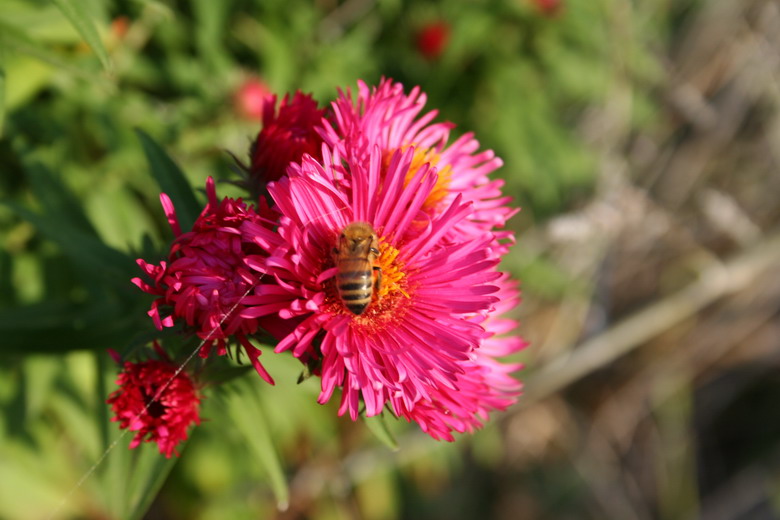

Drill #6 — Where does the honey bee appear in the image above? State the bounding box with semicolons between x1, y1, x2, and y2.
333;222;382;315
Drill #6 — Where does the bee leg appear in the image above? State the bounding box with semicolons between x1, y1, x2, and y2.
373;265;382;300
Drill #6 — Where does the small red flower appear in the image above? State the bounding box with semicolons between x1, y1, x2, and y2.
132;177;276;383
416;21;450;60
235;77;271;120
533;0;563;17
110;16;130;40
107;358;201;458
249;91;327;186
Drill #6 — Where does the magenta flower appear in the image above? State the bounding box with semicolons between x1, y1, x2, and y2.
319;78;517;246
107;356;201;458
249;91;328;186
239;142;511;432
132;177;275;383
128;78;523;442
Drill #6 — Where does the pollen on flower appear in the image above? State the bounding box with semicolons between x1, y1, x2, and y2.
349;239;413;333
374;240;408;300
385;146;452;213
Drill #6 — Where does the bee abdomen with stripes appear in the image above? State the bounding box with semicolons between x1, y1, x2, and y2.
333;222;382;315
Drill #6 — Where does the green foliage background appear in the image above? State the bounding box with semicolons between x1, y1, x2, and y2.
6;0;779;519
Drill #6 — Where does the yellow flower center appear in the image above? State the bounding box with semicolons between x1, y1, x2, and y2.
349;238;411;328
374;240;409;301
321;234;411;324
384;146;452;213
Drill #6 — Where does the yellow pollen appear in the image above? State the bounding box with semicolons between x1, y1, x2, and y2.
375;241;409;301
384;146;452;213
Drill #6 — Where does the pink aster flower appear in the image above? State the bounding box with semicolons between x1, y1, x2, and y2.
249;91;328;187
132;177;275;383
239;142;511;429
319;78;517;247
107;355;201;458
393;275;526;440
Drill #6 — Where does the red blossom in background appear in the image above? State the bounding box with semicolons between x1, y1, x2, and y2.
234;77;271;120
107;358;201;457
110;16;130;40
249;91;327;186
533;0;563;17
416;21;450;60
132;177;276;383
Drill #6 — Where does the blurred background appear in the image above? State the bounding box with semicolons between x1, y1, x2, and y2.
2;0;780;518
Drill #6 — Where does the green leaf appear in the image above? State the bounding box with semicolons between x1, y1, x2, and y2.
0;59;5;138
50;0;111;71
0;300;146;354
224;380;289;511
4;202;133;280
0;248;12;304
0;20;109;97
135;129;201;233
23;161;99;236
201;363;255;387
193;0;231;74
125;448;181;520
296;363;313;384
363;412;399;451
49;392;102;461
8;163;134;287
